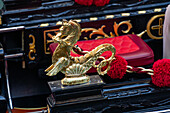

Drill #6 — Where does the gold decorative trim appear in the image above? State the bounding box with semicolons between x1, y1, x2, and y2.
121;13;130;16
82;25;110;39
40;7;164;29
44;20;132;53
137;30;147;38
43;13;165;54
114;20;132;36
154;8;162;12
105;15;114;19
147;14;164;39
0;16;2;25
47;105;50;113
74;19;81;23
138;10;146;14
90;17;98;21
40;23;49;27
81;20;132;40
22;30;25;69
56;21;62;25
28;34;36;60
44;29;59;54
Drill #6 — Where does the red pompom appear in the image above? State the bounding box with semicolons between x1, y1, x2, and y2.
152;59;170;87
93;0;110;6
103;55;127;79
75;0;93;6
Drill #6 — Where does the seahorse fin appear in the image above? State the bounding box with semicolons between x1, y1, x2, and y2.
45;64;54;72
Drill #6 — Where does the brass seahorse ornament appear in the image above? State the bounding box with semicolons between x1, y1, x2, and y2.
45;20;116;85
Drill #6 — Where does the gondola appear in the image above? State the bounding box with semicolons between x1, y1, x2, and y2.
0;0;170;113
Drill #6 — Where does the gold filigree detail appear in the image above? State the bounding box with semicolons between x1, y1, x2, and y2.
81;20;132;40
151;18;163;36
28;34;36;60
114;20;132;36
82;25;110;39
147;14;165;39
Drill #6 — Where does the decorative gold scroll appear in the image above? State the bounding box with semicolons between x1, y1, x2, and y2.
114;20;132;36
82;25;110;40
28;34;36;60
147;14;165;39
82;20;132;40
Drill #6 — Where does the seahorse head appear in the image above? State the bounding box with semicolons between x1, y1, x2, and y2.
59;20;80;36
59;20;81;46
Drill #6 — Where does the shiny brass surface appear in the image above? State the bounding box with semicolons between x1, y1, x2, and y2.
45;20;116;85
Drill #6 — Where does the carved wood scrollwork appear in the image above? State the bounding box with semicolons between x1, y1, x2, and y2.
28;34;36;60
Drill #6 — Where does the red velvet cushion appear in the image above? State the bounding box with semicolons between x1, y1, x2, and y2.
49;34;154;72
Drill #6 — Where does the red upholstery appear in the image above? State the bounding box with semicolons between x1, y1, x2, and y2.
49;34;154;72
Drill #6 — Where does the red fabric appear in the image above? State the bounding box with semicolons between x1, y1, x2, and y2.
75;0;93;6
71;35;139;56
152;59;170;87
102;55;127;79
93;0;110;6
49;34;154;73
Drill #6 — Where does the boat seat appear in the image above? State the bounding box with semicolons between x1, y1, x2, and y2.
49;34;154;73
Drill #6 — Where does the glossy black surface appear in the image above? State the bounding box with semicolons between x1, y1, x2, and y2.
0;0;170;27
0;0;169;111
48;81;170;113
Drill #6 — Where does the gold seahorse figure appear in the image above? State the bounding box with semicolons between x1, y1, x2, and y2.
45;20;116;85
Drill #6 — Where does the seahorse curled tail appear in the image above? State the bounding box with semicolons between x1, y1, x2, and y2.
72;43;116;75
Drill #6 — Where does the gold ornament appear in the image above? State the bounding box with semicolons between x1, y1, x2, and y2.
45;20;116;85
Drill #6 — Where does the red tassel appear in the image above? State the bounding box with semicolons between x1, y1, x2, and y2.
152;59;170;87
104;55;127;79
104;55;170;87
